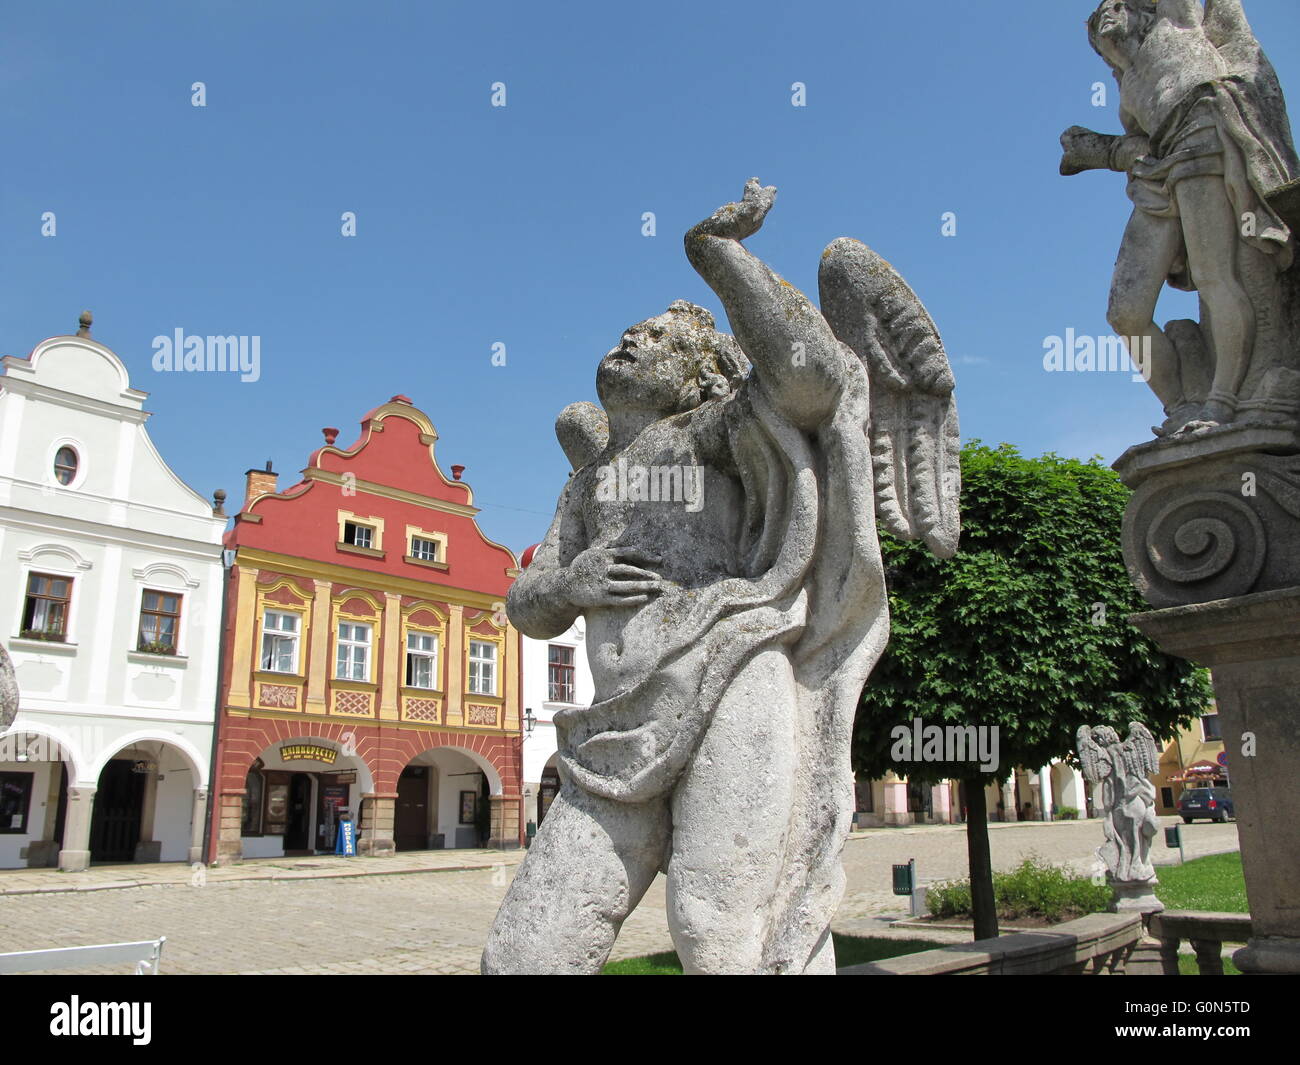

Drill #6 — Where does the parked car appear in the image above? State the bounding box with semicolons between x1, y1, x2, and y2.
1177;786;1235;823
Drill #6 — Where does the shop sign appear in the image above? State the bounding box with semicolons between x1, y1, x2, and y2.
281;743;337;764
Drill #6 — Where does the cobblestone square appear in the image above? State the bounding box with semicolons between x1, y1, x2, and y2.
0;817;1239;974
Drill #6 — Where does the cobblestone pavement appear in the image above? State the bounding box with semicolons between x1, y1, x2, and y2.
0;817;1239;974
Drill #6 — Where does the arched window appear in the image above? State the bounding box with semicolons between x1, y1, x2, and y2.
53;446;79;486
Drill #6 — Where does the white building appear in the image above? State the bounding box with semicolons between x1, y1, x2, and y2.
0;318;227;870
520;619;593;833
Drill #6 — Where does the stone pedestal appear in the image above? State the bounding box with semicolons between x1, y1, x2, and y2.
488;794;521;850
213;790;244;865
1130;587;1300;974
57;785;97;872
1110;880;1166;975
1116;426;1300;608
357;794;395;857
1112;878;1164;914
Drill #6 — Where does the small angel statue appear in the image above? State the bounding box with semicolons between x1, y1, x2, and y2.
482;179;961;974
1078;722;1162;886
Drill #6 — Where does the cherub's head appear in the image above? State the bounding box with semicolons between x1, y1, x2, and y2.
596;300;749;417
1091;725;1121;748
1088;0;1155;68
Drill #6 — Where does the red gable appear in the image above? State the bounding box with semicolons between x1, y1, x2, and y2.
231;397;516;597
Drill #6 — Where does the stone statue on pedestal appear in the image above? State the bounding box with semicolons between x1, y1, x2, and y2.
482;180;961;974
0;645;17;732
1078;723;1163;911
1061;0;1299;436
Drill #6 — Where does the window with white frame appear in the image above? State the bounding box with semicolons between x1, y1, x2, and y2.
260;611;301;673
343;522;374;549
468;639;497;695
406;631;438;689
336;621;372;681
548;644;576;703
410;536;439;562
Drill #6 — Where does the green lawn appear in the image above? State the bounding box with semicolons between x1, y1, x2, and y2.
601;933;945;974
1155;852;1247;976
1154;852;1247;912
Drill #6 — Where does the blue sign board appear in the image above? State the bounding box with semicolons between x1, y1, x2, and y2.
335;818;356;856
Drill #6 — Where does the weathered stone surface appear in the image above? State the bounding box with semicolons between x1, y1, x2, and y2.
1131;587;1300;973
1061;0;1300;436
1114;425;1300;608
0;645;16;732
481;180;961;974
1078;723;1162;904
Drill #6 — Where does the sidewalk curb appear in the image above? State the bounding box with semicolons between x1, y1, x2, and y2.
0;855;525;896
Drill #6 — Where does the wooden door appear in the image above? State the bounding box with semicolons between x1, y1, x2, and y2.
395;766;429;851
89;760;144;863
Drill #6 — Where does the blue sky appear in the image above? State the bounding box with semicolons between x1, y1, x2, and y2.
4;0;1299;554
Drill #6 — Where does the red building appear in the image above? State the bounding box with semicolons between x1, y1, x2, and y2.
209;396;523;862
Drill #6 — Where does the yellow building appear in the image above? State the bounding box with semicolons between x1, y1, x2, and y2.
1155;708;1227;815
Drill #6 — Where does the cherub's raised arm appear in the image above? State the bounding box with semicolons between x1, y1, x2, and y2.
684;179;846;430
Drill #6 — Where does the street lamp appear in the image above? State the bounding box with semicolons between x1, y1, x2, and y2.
524;707;536;736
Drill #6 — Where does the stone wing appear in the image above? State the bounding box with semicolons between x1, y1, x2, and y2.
0;644;17;731
1077;726;1105;784
818;237;961;558
1125;722;1161;777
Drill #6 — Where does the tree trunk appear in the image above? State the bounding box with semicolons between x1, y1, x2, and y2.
964;780;999;941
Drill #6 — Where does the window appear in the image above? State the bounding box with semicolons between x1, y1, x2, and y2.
260;611;301;673
343;522;374;549
138;590;182;653
0;772;33;834
1201;714;1222;742
406;631;438;689
468;640;497;695
337;621;372;681
242;768;264;835
21;573;71;641
410;536;439;562
548;644;575;703
53;446;79;486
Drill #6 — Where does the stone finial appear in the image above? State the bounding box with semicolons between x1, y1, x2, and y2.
450;464;465;481
322;427;339;446
77;311;93;337
213;489;227;517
